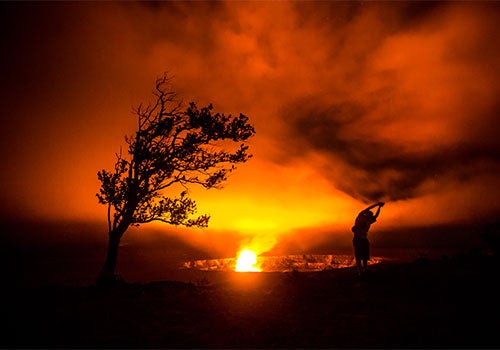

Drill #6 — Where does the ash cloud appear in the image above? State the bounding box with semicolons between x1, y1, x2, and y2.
277;2;500;207
283;97;500;203
1;0;500;232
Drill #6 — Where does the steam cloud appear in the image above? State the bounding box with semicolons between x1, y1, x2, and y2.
1;1;499;249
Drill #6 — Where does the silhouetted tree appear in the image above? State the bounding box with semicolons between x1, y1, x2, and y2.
96;74;255;285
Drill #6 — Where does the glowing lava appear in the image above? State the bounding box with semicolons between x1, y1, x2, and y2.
235;249;261;272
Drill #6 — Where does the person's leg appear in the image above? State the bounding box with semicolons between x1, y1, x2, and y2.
356;257;362;274
364;240;370;272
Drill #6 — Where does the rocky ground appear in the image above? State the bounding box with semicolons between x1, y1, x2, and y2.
3;253;499;349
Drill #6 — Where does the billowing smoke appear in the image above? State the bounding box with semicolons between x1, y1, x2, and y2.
1;1;499;259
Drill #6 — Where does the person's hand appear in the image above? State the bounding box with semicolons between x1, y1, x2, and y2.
379;202;385;207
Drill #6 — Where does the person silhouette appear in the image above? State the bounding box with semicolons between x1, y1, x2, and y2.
351;202;384;275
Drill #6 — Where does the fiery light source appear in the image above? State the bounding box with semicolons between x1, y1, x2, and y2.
235;249;261;272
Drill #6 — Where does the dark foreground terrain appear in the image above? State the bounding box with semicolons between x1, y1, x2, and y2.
3;254;499;349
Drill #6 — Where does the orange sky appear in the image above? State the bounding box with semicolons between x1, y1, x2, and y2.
1;1;500;256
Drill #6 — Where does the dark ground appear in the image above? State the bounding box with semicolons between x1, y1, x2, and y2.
3;253;500;349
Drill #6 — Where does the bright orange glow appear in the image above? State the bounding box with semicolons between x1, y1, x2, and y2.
4;1;500;265
192;158;358;231
235;249;261;272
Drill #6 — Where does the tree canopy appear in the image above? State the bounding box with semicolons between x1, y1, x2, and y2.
97;75;255;233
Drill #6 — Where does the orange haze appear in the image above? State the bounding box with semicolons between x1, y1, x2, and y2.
1;1;500;258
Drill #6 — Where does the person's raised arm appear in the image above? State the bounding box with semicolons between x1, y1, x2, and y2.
373;202;384;219
363;202;383;212
361;202;384;217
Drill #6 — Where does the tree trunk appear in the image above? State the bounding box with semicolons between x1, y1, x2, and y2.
97;228;125;287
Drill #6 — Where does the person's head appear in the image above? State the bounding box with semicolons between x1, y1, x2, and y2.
361;210;374;218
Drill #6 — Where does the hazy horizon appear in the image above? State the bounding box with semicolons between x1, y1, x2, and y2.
2;215;494;287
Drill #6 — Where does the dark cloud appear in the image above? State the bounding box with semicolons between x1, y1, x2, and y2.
283;96;500;203
274;2;500;210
